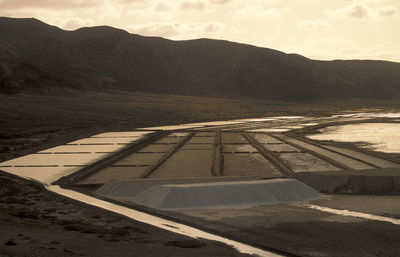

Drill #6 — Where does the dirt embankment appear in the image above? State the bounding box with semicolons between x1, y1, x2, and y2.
290;169;400;194
0;171;250;257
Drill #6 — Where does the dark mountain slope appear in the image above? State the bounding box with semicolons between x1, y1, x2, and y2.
1;17;399;99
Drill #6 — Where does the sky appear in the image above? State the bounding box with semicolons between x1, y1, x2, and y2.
0;0;399;62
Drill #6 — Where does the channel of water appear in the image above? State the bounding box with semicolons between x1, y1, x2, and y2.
302;204;400;225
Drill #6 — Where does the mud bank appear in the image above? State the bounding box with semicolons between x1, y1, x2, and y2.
176;202;400;257
290;168;400;194
0;171;251;257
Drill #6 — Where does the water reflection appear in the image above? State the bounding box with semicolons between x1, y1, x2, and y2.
308;123;400;153
302;204;400;225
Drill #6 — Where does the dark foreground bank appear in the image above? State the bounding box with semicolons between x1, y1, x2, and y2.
0;171;251;257
1;91;400;257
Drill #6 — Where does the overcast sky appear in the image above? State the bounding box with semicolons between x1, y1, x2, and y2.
0;0;399;62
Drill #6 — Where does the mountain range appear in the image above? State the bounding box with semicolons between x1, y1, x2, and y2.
1;17;400;99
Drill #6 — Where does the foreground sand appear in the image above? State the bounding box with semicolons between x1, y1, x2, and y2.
0;171;250;257
1;92;400;257
176;196;400;257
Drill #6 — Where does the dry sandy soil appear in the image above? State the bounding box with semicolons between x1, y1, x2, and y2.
0;171;251;257
176;197;400;257
1;91;400;257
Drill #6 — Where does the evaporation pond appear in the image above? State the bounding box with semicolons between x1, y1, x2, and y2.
223;144;257;153
187;137;215;144
68;137;138;145
151;150;213;178
0;153;107;167
223;153;282;177
137;144;174;153
113;153;165;166
39;144;126;153
78;166;148;184
308;123;400;153
252;134;282;144
222;133;248;144
263;144;300;153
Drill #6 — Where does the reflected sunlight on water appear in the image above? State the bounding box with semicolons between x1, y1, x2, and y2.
308;123;400;153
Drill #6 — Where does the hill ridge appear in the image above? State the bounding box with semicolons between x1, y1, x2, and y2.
0;16;399;99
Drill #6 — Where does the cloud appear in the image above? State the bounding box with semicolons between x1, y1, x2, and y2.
376;6;398;18
0;0;100;10
127;21;225;39
177;0;233;10
276;33;400;62
341;4;369;18
327;3;370;19
203;22;223;33
128;22;179;37
209;0;233;4
327;3;400;20
179;0;206;10
61;17;95;30
297;20;331;31
109;0;148;4
154;2;171;12
235;5;287;19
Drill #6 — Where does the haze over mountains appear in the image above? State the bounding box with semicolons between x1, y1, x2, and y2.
0;17;400;99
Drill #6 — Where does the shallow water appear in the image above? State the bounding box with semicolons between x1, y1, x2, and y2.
247;128;290;133
308;123;400;153
302;204;400;225
140;121;244;130
0;131;151;184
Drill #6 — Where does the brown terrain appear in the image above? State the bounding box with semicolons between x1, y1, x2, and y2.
2;16;400;257
0;171;252;257
1;90;400;257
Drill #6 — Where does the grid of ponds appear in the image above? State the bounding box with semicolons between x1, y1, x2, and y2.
2;114;400;187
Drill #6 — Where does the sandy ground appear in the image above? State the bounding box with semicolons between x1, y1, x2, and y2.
0;171;250;257
1;92;400;257
176;199;400;257
290;169;400;194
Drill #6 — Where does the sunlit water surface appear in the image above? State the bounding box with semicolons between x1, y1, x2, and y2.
308;123;400;153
